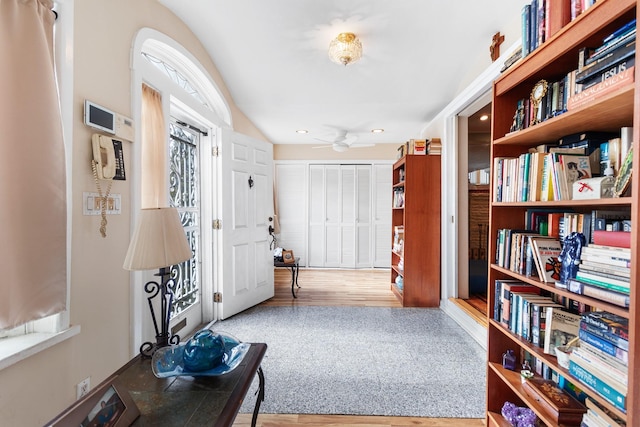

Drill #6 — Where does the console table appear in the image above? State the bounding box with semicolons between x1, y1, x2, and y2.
118;343;267;427
274;257;300;297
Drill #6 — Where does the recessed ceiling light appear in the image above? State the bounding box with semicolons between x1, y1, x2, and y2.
296;129;308;134
371;129;384;133
479;115;489;121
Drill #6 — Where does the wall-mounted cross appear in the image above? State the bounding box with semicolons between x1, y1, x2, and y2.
490;32;505;62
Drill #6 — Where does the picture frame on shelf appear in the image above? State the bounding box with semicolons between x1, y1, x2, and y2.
282;249;295;264
614;146;632;197
45;375;140;427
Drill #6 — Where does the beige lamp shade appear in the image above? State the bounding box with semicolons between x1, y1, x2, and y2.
123;207;192;271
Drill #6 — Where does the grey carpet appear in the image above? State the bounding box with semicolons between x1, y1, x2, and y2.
210;305;487;418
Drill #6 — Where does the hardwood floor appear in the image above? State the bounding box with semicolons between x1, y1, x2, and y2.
232;268;485;427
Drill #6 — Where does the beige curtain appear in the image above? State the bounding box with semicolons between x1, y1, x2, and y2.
141;84;167;208
0;0;67;329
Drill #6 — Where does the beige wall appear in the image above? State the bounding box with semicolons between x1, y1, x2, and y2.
274;143;398;161
0;1;265;425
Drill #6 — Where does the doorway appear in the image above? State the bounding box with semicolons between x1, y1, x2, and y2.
465;104;491;320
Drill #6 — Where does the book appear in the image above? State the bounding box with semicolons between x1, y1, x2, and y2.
578;329;629;364
558;131;619;145
543;307;580;355
572;347;628;387
569;351;627;394
560;154;592;199
578;341;629;376
493;279;522;322
592;230;631;248
580;56;635;90
545;0;571;40
567;66;635;111
531;300;563;347
575;271;630;294
522;377;587;425
531;237;562;282
580;259;630;277
581;311;629;341
577;40;636;82
584;397;627;427
569;361;626;411
500;282;540;328
580;320;628;351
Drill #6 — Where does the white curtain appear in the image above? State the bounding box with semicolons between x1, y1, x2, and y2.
0;0;67;329
141;83;167;208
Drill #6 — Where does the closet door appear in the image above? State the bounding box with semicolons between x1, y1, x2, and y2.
308;165;325;267
355;165;372;268
372;164;392;267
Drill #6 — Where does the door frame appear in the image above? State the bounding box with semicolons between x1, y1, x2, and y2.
421;41;521;348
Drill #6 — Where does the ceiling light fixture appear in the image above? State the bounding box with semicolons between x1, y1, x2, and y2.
296;129;308;134
328;32;363;66
480;114;489;121
371;129;384;133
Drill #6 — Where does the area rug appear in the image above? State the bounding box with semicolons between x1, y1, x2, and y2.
209;305;487;418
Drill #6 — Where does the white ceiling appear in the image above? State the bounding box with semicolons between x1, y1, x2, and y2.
158;0;527;147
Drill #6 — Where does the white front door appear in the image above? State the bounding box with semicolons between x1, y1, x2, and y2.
218;129;274;319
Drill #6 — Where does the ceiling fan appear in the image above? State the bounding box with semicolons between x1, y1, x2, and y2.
312;130;374;152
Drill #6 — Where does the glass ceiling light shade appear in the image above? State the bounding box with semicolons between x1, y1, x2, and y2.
123;207;192;271
328;32;363;66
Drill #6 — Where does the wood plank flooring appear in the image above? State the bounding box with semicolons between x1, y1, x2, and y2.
232;268;485;427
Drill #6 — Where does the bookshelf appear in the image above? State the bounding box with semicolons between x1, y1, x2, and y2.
391;154;441;307
486;1;638;426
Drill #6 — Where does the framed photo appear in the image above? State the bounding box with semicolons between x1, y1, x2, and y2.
614;147;633;197
45;374;140;427
282;249;295;264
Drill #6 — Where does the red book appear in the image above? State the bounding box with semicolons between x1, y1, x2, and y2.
592;230;631;248
546;0;571;39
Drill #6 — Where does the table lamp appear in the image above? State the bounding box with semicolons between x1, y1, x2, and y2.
123;207;192;357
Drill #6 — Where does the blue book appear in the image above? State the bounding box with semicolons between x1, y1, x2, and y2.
578;329;628;365
580;321;628;351
522;5;531;57
602;19;636;45
569;361;626;411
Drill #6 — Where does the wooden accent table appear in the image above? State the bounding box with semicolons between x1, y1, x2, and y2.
119;343;267;427
274;257;300;297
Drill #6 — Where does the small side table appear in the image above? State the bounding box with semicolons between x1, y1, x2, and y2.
274;257;300;298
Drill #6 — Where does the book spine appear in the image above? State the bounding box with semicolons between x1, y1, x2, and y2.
576;42;635;82
580;56;635;89
581;283;630;308
522;4;531;57
579;329;628;364
592;230;631;248
580;252;631;268
580;321;629;350
581;313;630;340
567;66;635;110
570;351;627;393
569;361;626;410
575;272;630;294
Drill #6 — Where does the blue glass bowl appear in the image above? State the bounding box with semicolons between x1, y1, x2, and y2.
152;330;249;378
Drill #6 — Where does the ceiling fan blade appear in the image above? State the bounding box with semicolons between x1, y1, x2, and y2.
312;145;333;149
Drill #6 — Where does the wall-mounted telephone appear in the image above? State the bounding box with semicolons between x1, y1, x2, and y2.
92;134;116;179
91;134;126;180
91;134;126;237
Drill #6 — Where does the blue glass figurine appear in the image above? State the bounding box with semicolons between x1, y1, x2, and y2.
557;232;585;286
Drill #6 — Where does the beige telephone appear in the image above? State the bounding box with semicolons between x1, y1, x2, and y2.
92;134;116;179
91;134;115;238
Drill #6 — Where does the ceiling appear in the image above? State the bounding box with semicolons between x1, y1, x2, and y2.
158;0;526;148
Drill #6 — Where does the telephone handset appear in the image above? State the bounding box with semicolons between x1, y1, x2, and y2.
92;134;116;180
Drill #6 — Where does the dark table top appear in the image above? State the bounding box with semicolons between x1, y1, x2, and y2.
116;343;267;427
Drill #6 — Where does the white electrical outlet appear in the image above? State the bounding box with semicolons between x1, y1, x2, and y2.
77;377;90;399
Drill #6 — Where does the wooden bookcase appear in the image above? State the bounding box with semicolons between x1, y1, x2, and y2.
486;1;638;426
391;154;441;307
